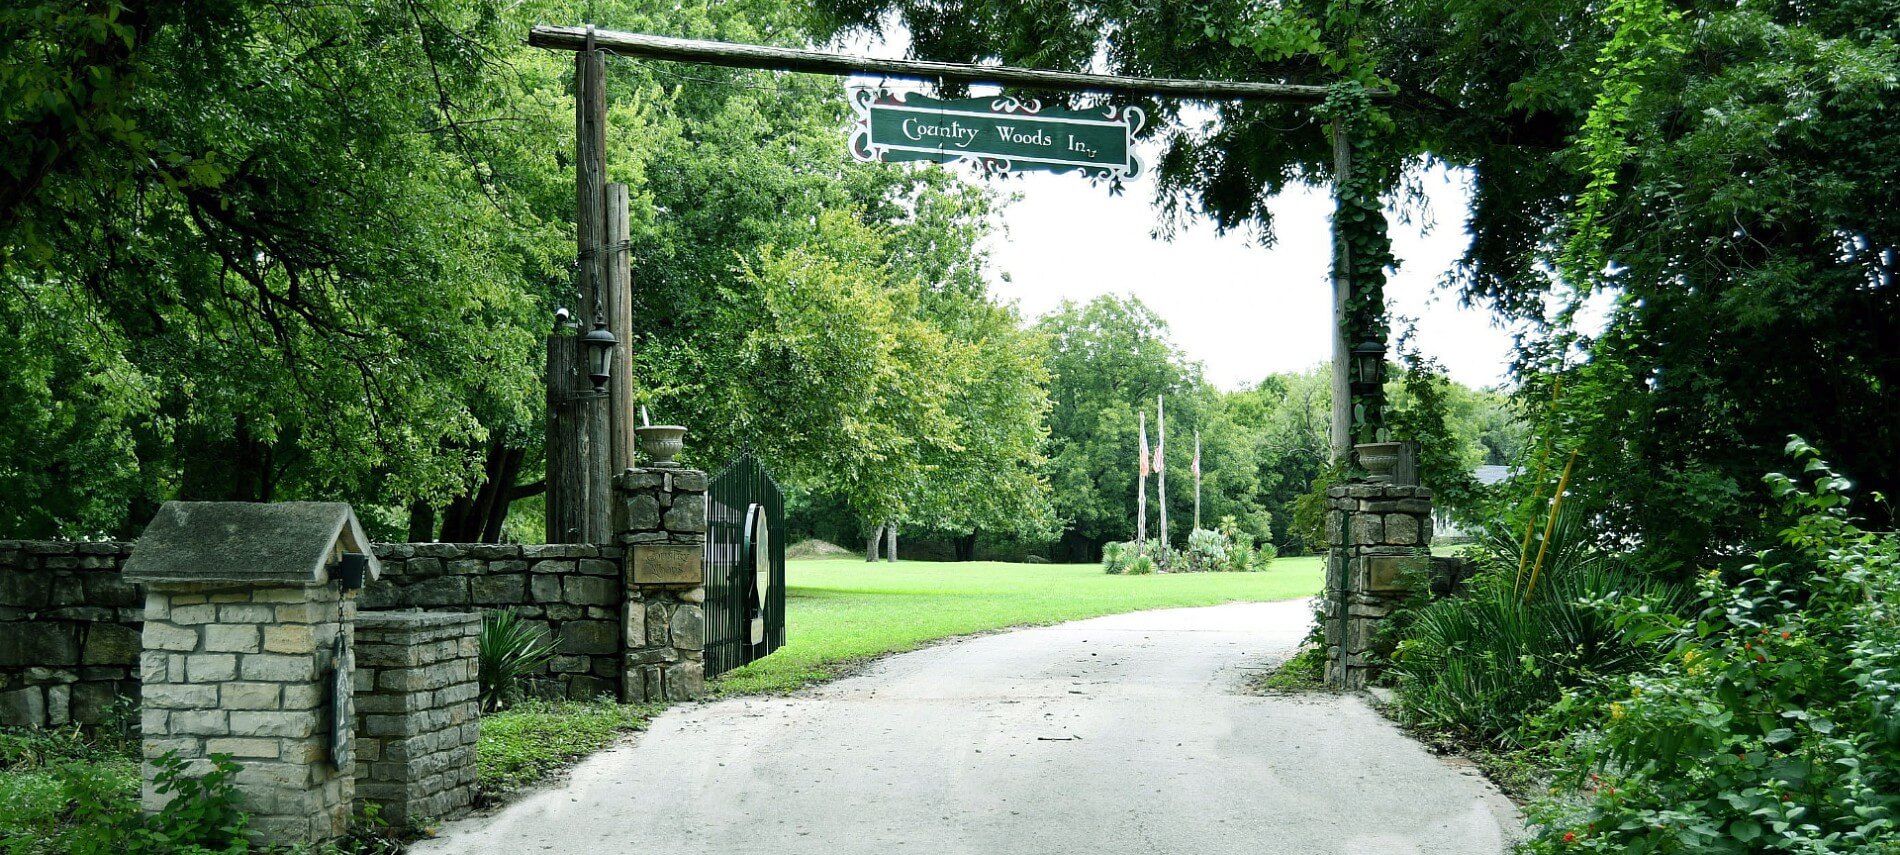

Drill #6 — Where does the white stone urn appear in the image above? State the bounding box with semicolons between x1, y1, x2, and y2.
635;425;687;468
1355;441;1404;484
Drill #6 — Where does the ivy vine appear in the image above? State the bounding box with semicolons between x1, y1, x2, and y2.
1319;82;1397;444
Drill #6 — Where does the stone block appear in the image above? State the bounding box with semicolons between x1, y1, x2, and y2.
624;494;662;530
83;623;142;665
471;574;525;605
184;653;238;682
669;605;705;651
204;624;261;654
447;559;486;576
221;682;281;710
206;737;281;759
282;683;323;710
170;708;230;735
263;624;315;654
0;570;53;608
0;687;45;727
242;654;317;682
559;620;618;655
529;573;562;603
71;682;123;723
663;497;707;533
272;601;325;624
670;470;708;492
563;575;618;605
219;603;277;624
1;624;80;666
576;558;620;577
405;576;469;607
1349;513;1384;546
230;710;316;738
169;603;218;625
646;602;669;646
623;603;645;647
1383;513;1421;546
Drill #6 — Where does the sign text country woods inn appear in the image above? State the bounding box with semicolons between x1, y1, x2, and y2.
851;90;1144;179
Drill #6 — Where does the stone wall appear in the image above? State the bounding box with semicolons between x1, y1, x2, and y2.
0;540;140;727
1323;482;1433;690
4;528;711;714
360;544;626;700
353;612;479;828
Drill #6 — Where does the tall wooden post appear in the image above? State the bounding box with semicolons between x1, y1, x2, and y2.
1329;119;1353;465
547;34;613;543
606;183;634;475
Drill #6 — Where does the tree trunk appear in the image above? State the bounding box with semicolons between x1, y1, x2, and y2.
955;532;978;561
406;501;436;543
884;523;898;562
866;524;883;562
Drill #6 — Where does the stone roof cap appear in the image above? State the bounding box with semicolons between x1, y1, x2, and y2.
122;501;382;585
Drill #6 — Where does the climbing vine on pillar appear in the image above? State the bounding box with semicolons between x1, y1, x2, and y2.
1320;82;1397;445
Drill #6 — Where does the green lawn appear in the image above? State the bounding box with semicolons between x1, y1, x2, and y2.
711;555;1324;695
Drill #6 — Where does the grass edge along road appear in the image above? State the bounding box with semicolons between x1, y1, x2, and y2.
712;555;1324;696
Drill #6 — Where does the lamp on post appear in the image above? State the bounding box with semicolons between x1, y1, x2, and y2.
582;311;617;394
1348;338;1386;398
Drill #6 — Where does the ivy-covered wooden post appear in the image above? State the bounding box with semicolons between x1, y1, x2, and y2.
1322;83;1395;457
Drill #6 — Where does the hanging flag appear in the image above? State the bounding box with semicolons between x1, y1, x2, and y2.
1138;410;1151;478
1153;398;1165;472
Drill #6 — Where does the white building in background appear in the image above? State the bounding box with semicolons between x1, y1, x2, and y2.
1433;464;1512;542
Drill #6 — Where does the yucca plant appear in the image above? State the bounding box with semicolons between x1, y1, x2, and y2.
479;610;557;712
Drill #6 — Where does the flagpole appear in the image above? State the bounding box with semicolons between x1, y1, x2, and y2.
1136;409;1148;547
1156;395;1168;558
1193;430;1202;532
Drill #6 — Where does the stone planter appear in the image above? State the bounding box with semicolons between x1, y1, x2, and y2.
635;425;687;468
1355;441;1403;483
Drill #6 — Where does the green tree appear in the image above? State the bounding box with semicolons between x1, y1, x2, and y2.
816;0;1900;562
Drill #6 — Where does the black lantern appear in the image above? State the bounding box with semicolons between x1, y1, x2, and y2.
582;314;617;394
336;552;369;592
1349;338;1386;396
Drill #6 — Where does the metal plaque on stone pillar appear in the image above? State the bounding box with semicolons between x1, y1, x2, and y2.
327;632;352;770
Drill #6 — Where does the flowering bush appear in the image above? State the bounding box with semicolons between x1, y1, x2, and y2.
1525;439;1900;852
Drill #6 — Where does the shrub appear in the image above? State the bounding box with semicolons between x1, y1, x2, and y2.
1523;440;1900;852
1216;515;1255;571
61;751;248;855
1185;528;1232;572
479;609;558;712
1101;541;1130;575
1125;553;1157;575
1254;542;1278;568
1388;509;1687;748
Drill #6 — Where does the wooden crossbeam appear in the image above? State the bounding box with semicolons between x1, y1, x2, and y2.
528;26;1390;104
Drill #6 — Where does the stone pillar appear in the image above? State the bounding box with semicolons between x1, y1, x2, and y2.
614;468;708;702
353;612;480;828
1324;482;1432;690
122;502;380;847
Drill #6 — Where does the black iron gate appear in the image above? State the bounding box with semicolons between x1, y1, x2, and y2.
704;453;786;677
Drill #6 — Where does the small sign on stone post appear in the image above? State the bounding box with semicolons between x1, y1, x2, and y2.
123;502;381;847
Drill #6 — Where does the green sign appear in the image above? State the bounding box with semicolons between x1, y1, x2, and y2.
849;91;1143;180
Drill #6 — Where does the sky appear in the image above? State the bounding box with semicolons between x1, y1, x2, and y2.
976;158;1516;390
838;32;1525;392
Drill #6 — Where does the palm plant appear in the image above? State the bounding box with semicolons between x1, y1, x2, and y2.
479;609;557;712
